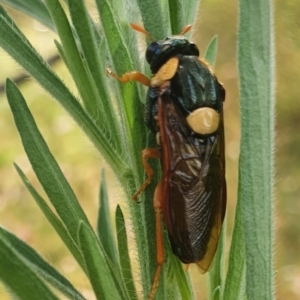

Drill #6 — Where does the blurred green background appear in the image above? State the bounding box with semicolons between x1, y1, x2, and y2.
0;1;299;299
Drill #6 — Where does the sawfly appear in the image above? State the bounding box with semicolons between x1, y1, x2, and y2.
107;23;226;300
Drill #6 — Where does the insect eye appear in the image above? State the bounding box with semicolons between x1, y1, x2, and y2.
146;42;160;64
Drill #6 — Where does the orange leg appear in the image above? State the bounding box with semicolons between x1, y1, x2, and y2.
106;68;151;86
133;148;160;201
149;181;164;300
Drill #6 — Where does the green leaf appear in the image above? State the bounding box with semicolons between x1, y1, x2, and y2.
78;222;127;300
0;0;55;31
115;205;138;300
66;0;122;149
236;0;275;299
0;7;126;174
167;0;198;35
168;0;185;34
0;230;60;300
208;222;226;300
0;2;224;300
0;4;30;38
136;0;168;39
166;245;193;300
97;170;120;270
94;1;155;296
14;163;85;271
204;36;218;67
44;0;101;115
223;202;246;300
0;227;85;300
6;79;90;242
94;0;145;147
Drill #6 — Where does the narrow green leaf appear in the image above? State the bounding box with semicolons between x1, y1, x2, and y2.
136;0;168;39
0;227;85;300
78;222;127;300
54;40;69;69
94;0;130;81
0;0;55;31
6;79;90;242
0;232;60;300
168;0;185;34
237;0;275;299
94;0;145;143
94;2;154;295
0;7;126;174
65;1;103;105
223;202;246;300
14;163;85;271
204;36;218;67
0;4;31;38
44;0;99;115
95;0;133;78
66;0;123;152
97;169;120;270
167;0;200;35
166;247;193;300
94;1;147;204
115;205;138;300
110;0;152;85
62;0;101;44
169;0;200;34
208;222;226;300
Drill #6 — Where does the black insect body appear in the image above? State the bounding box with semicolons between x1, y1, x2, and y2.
107;24;226;300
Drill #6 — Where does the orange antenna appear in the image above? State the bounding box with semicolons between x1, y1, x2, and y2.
130;23;154;42
179;24;192;35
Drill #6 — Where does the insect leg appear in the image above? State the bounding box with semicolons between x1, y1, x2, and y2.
106;68;151;86
149;181;164;300
133;148;160;201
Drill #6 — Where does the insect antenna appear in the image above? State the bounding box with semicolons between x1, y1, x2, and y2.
179;24;192;35
130;23;154;42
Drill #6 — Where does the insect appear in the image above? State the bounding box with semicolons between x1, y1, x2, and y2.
107;23;226;300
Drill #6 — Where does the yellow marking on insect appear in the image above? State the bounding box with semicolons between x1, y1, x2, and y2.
151;57;179;87
186;107;219;135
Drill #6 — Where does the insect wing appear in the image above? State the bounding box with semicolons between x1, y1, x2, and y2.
158;96;226;272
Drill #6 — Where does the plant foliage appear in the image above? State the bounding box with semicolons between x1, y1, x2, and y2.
0;0;275;299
